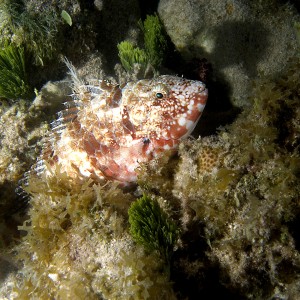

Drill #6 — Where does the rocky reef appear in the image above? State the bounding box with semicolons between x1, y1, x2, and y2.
0;0;300;299
158;0;300;107
137;54;300;298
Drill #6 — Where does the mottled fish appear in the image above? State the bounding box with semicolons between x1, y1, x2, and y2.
28;75;208;186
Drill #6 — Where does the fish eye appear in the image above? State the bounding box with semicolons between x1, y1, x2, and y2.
156;92;164;99
152;83;169;100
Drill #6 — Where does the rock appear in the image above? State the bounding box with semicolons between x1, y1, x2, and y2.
158;0;300;107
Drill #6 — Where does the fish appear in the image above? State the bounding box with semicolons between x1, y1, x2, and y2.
25;75;208;187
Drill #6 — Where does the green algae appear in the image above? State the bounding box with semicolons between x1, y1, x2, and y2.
61;10;72;27
118;14;168;74
0;0;60;66
117;41;148;72
139;14;168;69
128;194;179;266
0;44;32;100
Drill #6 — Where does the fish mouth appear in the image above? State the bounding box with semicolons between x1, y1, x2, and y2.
199;85;208;97
198;82;208;96
198;83;207;93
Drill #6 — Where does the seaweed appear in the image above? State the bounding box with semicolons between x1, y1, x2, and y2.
11;166;176;299
0;44;32;100
139;14;168;69
118;14;168;73
61;10;72;27
128;194;179;267
117;41;148;72
0;0;61;66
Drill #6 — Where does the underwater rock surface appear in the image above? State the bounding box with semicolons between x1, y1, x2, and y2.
158;0;300;107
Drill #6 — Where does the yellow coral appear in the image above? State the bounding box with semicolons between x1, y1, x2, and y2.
197;146;222;173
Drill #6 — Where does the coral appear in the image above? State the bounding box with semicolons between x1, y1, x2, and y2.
0;44;32;100
197;144;224;173
128;194;179;266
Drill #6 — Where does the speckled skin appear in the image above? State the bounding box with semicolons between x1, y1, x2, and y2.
39;75;208;184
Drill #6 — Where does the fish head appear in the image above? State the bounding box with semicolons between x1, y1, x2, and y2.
122;75;208;142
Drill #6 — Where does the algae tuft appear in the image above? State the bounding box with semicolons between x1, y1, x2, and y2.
0;44;32;100
128;194;179;265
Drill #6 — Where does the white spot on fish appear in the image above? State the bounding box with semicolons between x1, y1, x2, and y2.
178;116;187;126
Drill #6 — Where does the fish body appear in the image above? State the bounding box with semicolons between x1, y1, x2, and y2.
35;75;208;184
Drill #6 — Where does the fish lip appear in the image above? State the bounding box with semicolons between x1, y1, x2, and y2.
200;86;208;96
200;83;207;91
